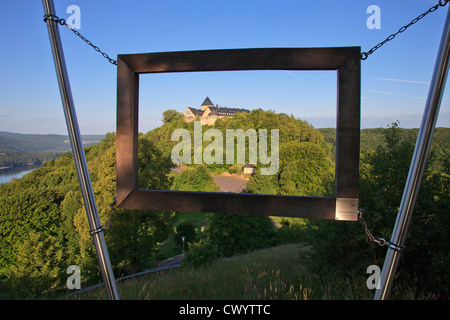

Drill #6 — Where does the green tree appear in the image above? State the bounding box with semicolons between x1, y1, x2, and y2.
278;141;334;197
60;190;83;266
9;231;65;293
206;213;276;257
138;135;173;190
174;221;197;250
171;165;220;192
108;209;177;274
246;171;279;195
182;236;219;267
162;109;183;124
92;137;177;275
0;130;180;293
246;141;334;197
307;123;449;298
0;187;62;276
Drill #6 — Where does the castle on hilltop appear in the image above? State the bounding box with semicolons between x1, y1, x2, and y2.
183;97;251;125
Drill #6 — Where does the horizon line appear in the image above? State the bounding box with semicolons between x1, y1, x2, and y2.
3;126;450;136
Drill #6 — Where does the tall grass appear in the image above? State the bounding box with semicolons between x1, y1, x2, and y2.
71;244;379;300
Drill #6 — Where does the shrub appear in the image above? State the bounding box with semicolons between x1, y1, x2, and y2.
174;221;197;251
182;237;219;267
273;217;309;245
206;213;276;257
305;123;450;298
171;165;220;192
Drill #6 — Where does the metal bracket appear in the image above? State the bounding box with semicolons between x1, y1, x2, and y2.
386;241;406;252
89;225;106;236
335;198;359;221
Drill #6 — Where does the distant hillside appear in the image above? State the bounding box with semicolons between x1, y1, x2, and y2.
0;131;104;152
319;127;450;171
0;132;105;169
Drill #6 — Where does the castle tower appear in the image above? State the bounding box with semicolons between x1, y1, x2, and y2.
200;96;214;111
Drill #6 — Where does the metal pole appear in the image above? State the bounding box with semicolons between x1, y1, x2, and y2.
42;0;119;300
374;7;450;300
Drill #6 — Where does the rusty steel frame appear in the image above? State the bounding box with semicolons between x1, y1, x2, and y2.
116;47;361;221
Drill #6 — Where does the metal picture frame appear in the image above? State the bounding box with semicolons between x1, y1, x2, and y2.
116;47;361;221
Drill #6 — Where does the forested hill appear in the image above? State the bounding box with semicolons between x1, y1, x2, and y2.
0;131;104;152
319;127;450;153
319;127;450;171
0;112;448;299
0;131;104;168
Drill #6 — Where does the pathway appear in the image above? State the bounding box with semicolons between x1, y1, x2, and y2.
212;176;247;193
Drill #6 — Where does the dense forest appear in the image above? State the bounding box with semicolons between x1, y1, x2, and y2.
319;127;450;172
0;110;448;299
0;131;104;168
0;150;63;169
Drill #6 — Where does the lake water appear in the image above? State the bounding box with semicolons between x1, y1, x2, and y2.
0;166;40;184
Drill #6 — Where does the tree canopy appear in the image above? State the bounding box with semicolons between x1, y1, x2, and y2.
0;110;448;299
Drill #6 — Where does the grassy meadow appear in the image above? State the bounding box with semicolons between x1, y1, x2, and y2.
71;243;379;300
65;209;437;301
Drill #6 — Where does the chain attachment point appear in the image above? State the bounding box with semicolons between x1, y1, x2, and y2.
359;209;406;252
361;0;448;60
43;13;117;66
387;241;406;252
87;196;116;235
89;225;105;236
359;209;387;246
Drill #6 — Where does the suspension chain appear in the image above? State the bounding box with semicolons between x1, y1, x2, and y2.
358;209;387;246
44;1;449;64
43;14;117;65
361;0;449;60
358;209;406;252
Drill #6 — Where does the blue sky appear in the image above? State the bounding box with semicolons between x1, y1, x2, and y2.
0;0;449;135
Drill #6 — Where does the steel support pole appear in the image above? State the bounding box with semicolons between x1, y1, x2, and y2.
42;0;119;300
374;7;450;300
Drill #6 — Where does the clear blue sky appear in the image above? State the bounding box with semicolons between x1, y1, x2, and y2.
0;0;449;135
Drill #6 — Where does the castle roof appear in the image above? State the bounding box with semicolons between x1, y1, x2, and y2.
208;106;251;116
186;107;203;116
184;97;251;119
201;96;214;106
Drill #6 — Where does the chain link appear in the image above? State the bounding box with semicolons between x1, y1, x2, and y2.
43;14;117;66
361;0;449;60
358;209;387;246
45;1;448;64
